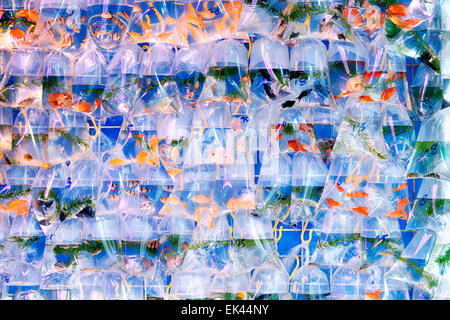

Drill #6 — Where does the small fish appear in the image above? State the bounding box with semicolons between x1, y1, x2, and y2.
23;153;33;161
109;158;127;166
336;184;345;193
359;95;376;103
73;101;92;113
365;290;383;300
125;189;137;197
326;198;341;208
386;197;408;219
288;140;308;152
191;194;213;204
380;87;397;102
10;28;26;39
345;191;368;198
352;206;369;216
393;183;407;192
387;4;408;17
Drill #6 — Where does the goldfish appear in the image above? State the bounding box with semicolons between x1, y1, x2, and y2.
326;198;341;208
343;8;364;27
345;190;368;198
386;197;409;219
73;101;92;113
380;87;397;102
288;140;308;152
10;28;26;39
0;200;30;215
110;158;127;166
160;195;187;209
23;153;33;161
167;168;182;175
359;95;376;103
352;206;369;216
365;290;383;300
393;183;408;192
16;9;39;23
48;92;72;109
336;184;345;193
136;151;148;164
191;194;213;204
387;4;408;17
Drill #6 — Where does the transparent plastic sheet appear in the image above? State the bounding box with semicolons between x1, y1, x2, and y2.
86;0;134;52
1;47;43;109
406;107;450;180
33;0;88;53
5;108;49;167
0;0;39;50
199;38;250;106
72;39;107;119
138;43;183;115
128;0;188;48
248;257;290;300
101;41;144;118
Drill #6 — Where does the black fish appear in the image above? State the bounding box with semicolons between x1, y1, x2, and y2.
76;206;95;218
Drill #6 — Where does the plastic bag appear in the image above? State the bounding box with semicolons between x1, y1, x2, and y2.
129;0;188;48
42;51;73;111
33;0;88;52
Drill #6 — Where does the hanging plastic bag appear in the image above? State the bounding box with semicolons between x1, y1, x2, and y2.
328;39;366;111
175;42;210;106
86;0;134;52
186;0;243;45
1;47;43;109
5;108;49;167
411;65;443;120
129;0;188;48
230;211;277;269
42;50;73;111
72;40;108;119
33;0;88;52
199;39;250;106
406;108;450;180
138;43;183;115
249;38;290;103
101;41;144;118
0;0;39;50
0;107;13;152
48;110;92;166
248;257;290;300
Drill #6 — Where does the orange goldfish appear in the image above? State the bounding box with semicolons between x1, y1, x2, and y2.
326;198;341;208
10;28;26;39
336;184;345;193
0;200;30;215
352;206;369;216
386;197;409;219
365;290;383;300
345;191;368;198
343;8;364;27
393;183;407;192
48;92;72;109
73;101;92;113
288;140;308;152
380;87;397;102
359;95;376;103
191;194;213;204
16;9;39;23
136;151;148;164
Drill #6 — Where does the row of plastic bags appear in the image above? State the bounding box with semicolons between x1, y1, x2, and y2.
0;0;449;300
